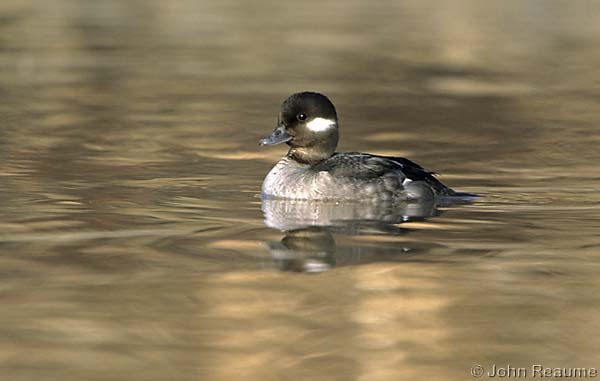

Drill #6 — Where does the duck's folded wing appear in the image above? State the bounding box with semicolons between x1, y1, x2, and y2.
313;153;451;192
312;153;389;178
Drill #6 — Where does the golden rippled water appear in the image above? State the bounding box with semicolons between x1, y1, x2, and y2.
1;1;600;380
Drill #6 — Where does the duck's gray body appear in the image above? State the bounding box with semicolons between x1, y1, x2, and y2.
262;152;454;201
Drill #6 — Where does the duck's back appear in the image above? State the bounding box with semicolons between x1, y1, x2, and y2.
262;152;454;201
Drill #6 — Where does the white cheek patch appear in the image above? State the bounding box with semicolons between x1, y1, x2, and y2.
306;117;336;132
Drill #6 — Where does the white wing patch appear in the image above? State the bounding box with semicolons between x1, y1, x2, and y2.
306;117;336;132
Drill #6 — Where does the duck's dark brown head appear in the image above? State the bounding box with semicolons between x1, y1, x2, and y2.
259;92;339;164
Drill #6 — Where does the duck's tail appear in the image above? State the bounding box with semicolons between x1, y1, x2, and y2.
440;190;480;204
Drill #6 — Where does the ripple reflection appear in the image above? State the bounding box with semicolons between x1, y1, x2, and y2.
261;198;468;272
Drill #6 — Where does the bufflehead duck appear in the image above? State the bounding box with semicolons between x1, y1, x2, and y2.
259;91;457;201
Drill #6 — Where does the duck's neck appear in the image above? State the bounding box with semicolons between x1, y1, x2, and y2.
288;147;335;165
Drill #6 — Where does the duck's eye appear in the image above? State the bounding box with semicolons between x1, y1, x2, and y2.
297;113;307;121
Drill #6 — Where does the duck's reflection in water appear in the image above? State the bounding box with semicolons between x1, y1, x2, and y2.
262;198;458;272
